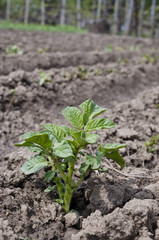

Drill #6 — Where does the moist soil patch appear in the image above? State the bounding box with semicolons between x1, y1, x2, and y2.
0;29;159;240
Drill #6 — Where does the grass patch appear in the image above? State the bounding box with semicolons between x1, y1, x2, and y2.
0;21;87;33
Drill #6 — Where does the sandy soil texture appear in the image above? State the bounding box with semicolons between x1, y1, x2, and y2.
0;29;159;240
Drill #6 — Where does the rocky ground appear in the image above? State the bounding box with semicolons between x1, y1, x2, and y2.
0;29;159;240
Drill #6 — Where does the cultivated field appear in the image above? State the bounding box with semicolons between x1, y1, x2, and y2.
0;29;159;240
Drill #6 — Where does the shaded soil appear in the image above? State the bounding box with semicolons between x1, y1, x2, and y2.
0;29;159;240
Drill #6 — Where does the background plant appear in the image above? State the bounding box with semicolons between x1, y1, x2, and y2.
15;99;126;213
145;135;159;153
39;71;52;86
6;44;23;55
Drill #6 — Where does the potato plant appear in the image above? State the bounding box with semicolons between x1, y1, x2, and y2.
145;135;159;153
6;45;23;55
15;99;126;213
39;71;52;86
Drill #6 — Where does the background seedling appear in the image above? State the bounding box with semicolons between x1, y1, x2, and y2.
142;54;158;64
129;45;140;51
117;57;128;64
115;46;123;51
77;66;89;81
6;45;23;55
94;69;101;76
145;135;159;153
15;99;126;213
104;45;113;52
10;88;15;105
39;71;52;86
38;48;48;53
106;68;118;74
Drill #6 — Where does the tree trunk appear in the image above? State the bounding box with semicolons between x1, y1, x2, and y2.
138;0;145;36
103;0;108;21
41;0;45;25
134;0;139;36
24;0;30;24
96;0;102;21
118;0;123;33
150;0;156;38
113;0;120;34
155;23;159;38
77;0;81;28
6;0;11;20
125;0;134;35
113;0;123;34
60;0;66;26
124;0;129;28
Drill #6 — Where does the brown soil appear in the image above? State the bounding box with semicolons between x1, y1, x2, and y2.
0;29;159;240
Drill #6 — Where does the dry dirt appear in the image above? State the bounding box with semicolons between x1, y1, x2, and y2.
0;29;159;240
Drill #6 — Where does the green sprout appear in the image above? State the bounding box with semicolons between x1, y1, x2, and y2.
94;69;101;76
10;89;15;104
129;45;140;52
145;135;159;153
106;68;118;74
115;46;123;51
117;57;128;64
38;48;48;53
39;71;52;86
15;99;126;213
142;54;158;64
77;66;89;81
6;45;23;55
104;45;113;52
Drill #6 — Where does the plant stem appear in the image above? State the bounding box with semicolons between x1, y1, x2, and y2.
75;166;91;189
50;155;68;183
63;184;74;213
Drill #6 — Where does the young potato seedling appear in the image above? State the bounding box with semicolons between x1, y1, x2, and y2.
39;71;52;86
15;99;126;213
6;45;23;55
145;135;159;153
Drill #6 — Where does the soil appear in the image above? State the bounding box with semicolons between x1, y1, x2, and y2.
0;29;159;240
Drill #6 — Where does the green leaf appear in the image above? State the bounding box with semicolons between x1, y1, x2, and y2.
44;170;55;182
105;150;125;168
42;123;65;142
80;99;107;124
44;186;56;193
53;140;74;158
23;133;52;149
99;167;108;173
79;162;90;175
78;151;85;156
73;131;87;147
40;130;56;145
28;145;44;153
21;155;48;175
55;199;64;204
100;143;126;151
85;153;102;170
84;118;115;132
61;125;74;136
85;133;99;144
14;141;33;147
73;131;99;147
62;106;84;130
21;131;39;140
